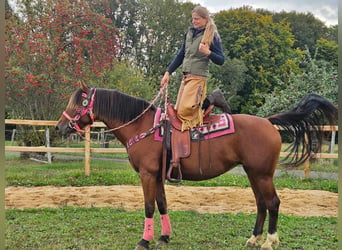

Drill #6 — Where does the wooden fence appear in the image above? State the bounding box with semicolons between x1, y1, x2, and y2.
5;119;338;177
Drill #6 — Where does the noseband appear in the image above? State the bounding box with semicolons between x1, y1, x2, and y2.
63;88;96;131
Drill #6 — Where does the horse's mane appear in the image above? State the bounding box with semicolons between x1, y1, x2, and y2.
93;88;155;123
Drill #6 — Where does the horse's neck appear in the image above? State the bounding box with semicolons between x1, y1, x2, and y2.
100;119;129;145
100;110;155;146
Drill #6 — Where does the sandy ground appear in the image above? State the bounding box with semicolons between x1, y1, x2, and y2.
5;185;337;217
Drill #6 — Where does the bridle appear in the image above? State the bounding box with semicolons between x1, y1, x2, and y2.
63;88;96;132
61;83;168;144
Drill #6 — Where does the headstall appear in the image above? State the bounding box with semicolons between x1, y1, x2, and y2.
63;88;96;132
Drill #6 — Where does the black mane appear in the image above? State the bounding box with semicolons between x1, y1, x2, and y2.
93;88;155;123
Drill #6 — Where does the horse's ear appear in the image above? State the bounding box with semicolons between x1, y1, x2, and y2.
79;80;90;93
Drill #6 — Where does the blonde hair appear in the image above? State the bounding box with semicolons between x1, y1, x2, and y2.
192;6;217;46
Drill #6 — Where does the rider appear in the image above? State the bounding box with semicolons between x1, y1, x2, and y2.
160;5;230;131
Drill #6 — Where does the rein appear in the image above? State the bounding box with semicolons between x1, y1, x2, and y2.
102;83;168;134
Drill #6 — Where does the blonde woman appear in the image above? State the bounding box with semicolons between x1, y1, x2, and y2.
161;5;229;131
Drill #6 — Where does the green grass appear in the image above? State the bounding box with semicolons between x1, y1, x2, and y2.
5;156;338;249
277;158;338;173
5;158;140;187
5;207;337;249
5;157;338;192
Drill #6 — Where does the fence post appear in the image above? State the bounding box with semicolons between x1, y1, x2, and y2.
11;129;16;145
84;125;91;176
304;158;310;178
100;128;104;146
329;131;336;165
45;128;52;164
303;134;310;178
330;131;336;153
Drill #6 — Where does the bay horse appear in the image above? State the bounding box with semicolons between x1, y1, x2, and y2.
56;81;337;249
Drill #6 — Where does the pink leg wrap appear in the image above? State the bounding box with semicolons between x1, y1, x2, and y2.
142;218;154;241
160;214;172;236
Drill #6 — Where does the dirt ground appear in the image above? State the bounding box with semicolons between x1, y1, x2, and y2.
5;185;337;217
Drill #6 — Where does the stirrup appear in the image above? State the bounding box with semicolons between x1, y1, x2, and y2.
167;162;182;183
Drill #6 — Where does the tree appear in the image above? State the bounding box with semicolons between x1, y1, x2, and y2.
257;51;338;117
315;38;338;66
272;11;327;54
106;0;196;86
325;25;338;43
209;58;248;113
5;0;122;121
215;6;301;113
5;0;122;147
101;61;156;101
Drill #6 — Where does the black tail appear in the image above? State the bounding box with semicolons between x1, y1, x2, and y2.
267;94;337;167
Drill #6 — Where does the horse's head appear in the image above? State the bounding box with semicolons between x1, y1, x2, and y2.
55;81;96;136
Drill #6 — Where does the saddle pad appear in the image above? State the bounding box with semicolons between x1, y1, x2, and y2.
193;113;235;140
153;108;235;141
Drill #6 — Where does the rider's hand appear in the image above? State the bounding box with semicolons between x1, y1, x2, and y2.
160;72;170;87
199;42;211;56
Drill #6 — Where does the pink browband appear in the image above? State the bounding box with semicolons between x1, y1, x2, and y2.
63;88;96;132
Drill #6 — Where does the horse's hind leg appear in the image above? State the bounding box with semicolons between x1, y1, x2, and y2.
259;182;280;250
156;181;172;245
245;173;280;249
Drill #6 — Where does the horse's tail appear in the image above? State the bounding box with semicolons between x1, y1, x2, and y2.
267;93;338;167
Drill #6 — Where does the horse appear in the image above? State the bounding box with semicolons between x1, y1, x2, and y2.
56;81;337;250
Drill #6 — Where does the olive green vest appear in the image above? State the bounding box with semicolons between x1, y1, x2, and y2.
182;28;210;77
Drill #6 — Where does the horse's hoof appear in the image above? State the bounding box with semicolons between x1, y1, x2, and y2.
245;234;264;248
158;235;170;244
135;239;150;250
156;235;170;248
261;232;279;250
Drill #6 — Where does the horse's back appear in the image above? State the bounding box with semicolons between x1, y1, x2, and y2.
232;113;281;147
231;114;281;169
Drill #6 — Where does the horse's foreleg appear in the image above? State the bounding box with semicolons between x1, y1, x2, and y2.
156;181;172;245
136;172;158;250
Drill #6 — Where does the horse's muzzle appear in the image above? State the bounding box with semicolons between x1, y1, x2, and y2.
55;123;73;137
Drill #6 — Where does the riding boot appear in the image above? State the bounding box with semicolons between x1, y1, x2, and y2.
204;89;231;114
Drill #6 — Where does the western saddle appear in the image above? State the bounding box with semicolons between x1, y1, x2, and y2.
164;102;217;183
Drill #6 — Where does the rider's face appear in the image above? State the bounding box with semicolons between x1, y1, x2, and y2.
192;12;208;29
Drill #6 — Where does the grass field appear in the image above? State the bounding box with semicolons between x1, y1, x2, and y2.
6;208;337;249
5;156;338;192
5;155;338;249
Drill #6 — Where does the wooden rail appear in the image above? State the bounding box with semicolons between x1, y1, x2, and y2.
5;119;106;127
5;146;127;153
278;152;338;159
5;119;338;177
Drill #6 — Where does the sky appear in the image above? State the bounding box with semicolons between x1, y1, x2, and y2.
181;0;338;26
